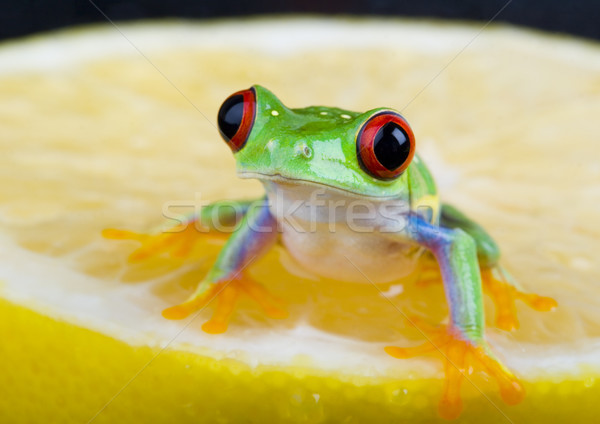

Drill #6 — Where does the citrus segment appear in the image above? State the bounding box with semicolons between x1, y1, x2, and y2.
0;18;599;423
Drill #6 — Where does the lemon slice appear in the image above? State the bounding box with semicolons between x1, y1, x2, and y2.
1;19;599;423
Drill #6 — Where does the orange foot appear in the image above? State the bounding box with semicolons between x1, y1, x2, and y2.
481;266;557;331
414;257;558;332
162;274;288;334
102;220;228;262
385;318;524;420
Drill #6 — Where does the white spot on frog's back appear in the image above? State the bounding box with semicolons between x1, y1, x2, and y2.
265;139;277;152
340;114;351;119
271;110;279;116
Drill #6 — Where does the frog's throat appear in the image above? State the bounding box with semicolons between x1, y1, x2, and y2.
237;171;398;200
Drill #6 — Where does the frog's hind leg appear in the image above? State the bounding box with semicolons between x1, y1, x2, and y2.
440;203;557;331
439;203;500;268
103;199;256;262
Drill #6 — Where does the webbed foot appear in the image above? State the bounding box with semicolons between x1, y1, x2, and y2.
481;266;557;331
415;256;558;332
102;221;228;262
385;317;524;420
162;273;288;334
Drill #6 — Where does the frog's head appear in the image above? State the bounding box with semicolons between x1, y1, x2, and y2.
216;85;416;199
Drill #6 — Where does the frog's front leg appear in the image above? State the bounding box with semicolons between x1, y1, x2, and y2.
103;198;256;262
440;203;557;331
386;216;524;419
161;197;287;333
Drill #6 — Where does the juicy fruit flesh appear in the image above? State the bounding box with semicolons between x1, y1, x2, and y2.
0;19;599;423
3;297;600;424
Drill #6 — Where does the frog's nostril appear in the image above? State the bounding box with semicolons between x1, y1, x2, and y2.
299;144;312;159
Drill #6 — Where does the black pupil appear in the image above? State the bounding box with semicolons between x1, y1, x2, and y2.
373;122;410;170
218;94;244;141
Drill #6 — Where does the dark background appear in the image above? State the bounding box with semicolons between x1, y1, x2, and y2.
1;0;599;42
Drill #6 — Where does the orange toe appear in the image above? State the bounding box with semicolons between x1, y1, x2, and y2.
471;345;525;405
439;339;468;420
162;275;287;334
516;292;558;312
237;276;289;319
104;220;229;263
201;320;228;334
162;303;197;320
482;267;557;331
384;337;449;359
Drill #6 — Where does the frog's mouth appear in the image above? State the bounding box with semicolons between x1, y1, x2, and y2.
237;171;399;200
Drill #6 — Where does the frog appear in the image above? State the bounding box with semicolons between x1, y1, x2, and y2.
104;85;557;419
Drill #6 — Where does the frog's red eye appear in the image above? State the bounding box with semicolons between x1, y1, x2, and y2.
217;87;256;152
356;112;415;180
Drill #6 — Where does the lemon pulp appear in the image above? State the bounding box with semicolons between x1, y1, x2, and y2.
0;19;599;423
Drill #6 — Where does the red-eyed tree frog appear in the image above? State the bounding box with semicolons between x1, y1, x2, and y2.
105;86;557;419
